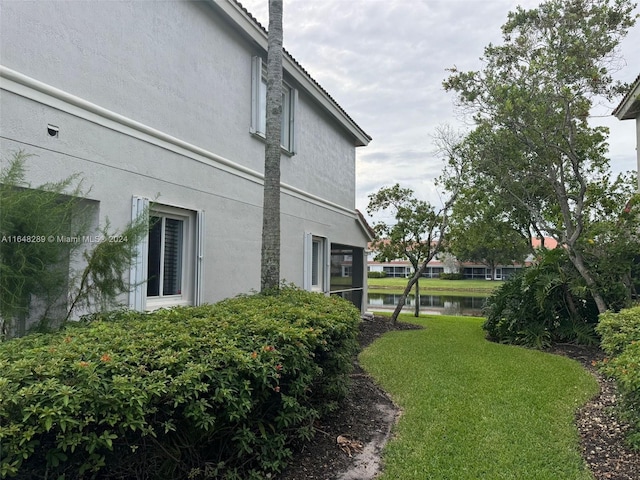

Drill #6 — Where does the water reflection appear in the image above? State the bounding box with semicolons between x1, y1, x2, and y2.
367;293;487;317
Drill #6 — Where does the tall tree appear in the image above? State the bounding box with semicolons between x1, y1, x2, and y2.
367;127;468;323
260;0;284;292
447;188;531;279
368;184;440;318
443;0;637;313
0;151;149;339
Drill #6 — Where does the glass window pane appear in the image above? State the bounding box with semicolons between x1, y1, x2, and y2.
311;240;319;286
281;90;289;146
146;216;162;297
163;218;183;295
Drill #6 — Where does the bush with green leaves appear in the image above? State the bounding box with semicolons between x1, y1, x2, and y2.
0;287;360;479
597;307;640;449
438;273;465;280
483;248;601;348
367;271;387;278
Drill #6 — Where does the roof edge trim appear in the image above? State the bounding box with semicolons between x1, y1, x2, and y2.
613;73;640;120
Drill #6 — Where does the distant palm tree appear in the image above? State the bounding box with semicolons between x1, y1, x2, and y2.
260;0;283;292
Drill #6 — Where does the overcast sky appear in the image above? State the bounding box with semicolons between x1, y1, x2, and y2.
240;0;640;221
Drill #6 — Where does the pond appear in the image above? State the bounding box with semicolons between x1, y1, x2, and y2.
367;292;488;317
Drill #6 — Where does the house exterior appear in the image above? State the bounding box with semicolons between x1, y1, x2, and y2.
366;253;523;281
366;237;558;281
0;0;372;318
613;74;640;191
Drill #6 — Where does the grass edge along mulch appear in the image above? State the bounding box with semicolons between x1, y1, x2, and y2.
359;314;599;480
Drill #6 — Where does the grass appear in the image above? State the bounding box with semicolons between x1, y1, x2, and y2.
359;314;599;480
368;277;500;295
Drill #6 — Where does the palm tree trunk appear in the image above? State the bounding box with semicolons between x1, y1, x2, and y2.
260;0;283;292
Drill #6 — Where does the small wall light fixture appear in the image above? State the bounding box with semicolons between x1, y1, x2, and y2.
47;124;59;137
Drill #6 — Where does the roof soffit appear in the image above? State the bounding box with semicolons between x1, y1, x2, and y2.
613;73;640;120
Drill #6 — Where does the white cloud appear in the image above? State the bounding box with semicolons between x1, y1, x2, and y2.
240;0;640;221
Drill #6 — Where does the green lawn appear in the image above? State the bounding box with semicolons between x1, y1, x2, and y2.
359;314;598;480
368;277;499;295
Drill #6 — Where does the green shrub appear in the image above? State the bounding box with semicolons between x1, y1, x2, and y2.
438;272;465;280
483;249;599;348
597;307;640;449
367;271;387;278
597;307;640;356
0;287;360;479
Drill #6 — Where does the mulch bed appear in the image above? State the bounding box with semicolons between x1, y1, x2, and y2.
278;316;640;480
548;344;640;480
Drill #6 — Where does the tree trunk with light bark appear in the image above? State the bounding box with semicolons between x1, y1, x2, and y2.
260;0;283;293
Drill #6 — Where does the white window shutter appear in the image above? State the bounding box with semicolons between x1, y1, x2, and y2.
195;210;205;306
303;232;312;290
129;196;149;311
290;88;298;154
323;239;331;294
250;56;263;134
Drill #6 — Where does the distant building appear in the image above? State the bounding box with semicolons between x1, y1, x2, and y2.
366;237;558;281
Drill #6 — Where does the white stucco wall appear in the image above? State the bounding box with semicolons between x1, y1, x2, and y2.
0;0;370;307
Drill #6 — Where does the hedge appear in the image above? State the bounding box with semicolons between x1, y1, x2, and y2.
438;273;465;280
597;306;640;449
0;287;360;479
367;271;387;278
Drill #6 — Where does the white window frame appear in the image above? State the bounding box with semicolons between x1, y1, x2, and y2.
303;233;329;293
251;56;297;154
129;198;204;311
494;268;502;281
485;268;493;281
146;208;191;308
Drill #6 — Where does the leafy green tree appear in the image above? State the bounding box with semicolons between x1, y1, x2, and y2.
579;177;640;309
443;0;638;313
447;189;531;279
368;184;443;319
0;151;148;338
1;151;88;336
482;176;640;348
64;216;150;322
260;0;284;292
366;127;469;323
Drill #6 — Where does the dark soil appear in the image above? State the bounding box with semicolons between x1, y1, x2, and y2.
278;316;640;480
548;344;640;480
278;315;420;480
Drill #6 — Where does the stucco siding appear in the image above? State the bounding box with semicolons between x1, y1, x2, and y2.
282;95;357;208
0;1;256;167
1;1;362;211
0;0;370;313
0;90;367;304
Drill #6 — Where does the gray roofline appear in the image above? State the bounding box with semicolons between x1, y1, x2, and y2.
613;73;640;120
206;0;372;146
356;209;376;242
